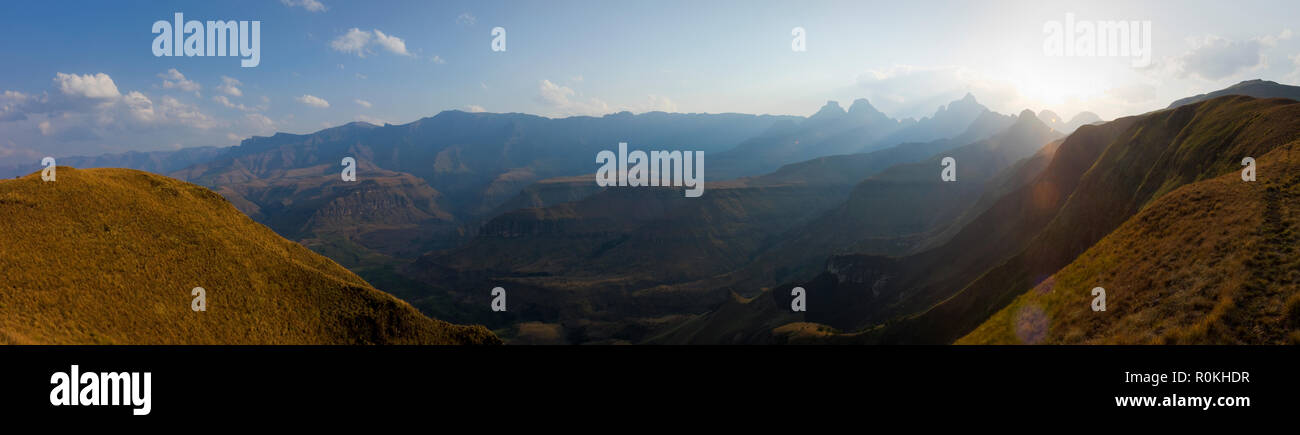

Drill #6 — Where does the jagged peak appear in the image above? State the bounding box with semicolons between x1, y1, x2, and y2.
810;100;847;118
848;98;878;114
1011;109;1049;130
935;93;986;118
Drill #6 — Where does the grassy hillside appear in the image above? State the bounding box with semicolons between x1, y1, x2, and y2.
0;167;499;344
960;143;1300;344
665;95;1300;344
866;95;1300;344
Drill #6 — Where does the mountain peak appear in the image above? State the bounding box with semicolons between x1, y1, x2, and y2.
848;98;880;115
1037;109;1061;124
1011;109;1049;131
942;93;985;115
1230;79;1275;88
811;100;847;118
1168;78;1300;109
1068;111;1102;125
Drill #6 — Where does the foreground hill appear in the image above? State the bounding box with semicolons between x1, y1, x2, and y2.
871;95;1300;344
0;168;498;344
961;142;1300;344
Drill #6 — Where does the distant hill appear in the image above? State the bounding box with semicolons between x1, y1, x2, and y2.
0;167;498;344
1168;79;1300;109
865;93;993;153
707;94;996;181
409;109;1047;342
192;111;794;219
0;146;230;179
722;109;1061;292
1039;110;1102;134
177;159;458;263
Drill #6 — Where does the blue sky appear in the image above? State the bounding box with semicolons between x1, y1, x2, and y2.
2;0;1300;163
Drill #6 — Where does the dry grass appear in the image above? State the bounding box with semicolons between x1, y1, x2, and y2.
960;142;1300;344
0;167;499;344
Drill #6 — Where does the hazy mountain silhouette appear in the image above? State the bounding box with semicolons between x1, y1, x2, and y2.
0;146;230;179
1039;109;1102;133
181;112;793;220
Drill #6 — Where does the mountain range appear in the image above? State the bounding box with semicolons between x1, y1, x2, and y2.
6;79;1300;345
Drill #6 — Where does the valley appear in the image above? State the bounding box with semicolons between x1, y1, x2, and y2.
12;80;1300;346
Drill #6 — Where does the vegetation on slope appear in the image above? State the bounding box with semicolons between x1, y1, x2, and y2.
0;167;499;344
961;142;1300;344
869;95;1300;344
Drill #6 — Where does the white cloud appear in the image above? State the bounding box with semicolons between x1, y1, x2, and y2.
1171;29;1292;81
331;29;371;56
465;105;486;113
123;91;156;123
216;76;243;97
331;28;412;57
213;95;265;112
371;30;410;56
296;94;330;108
537;79;577;107
1288;54;1300;83
158;96;217;129
0;139;40;159
456;12;477;26
855;65;1020;119
158;69;200;94
642;95;677;113
1105;83;1159;104
431;55;446;64
0;91;30;121
354;99;372;108
242;113;276;133
281;0;326;12
534;80;680;117
356;114;388;125
55;72;120;99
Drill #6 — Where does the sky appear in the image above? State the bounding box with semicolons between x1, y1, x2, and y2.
2;0;1300;164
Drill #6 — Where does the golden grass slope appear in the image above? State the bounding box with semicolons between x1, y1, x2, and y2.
0;167;499;344
960;143;1300;344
